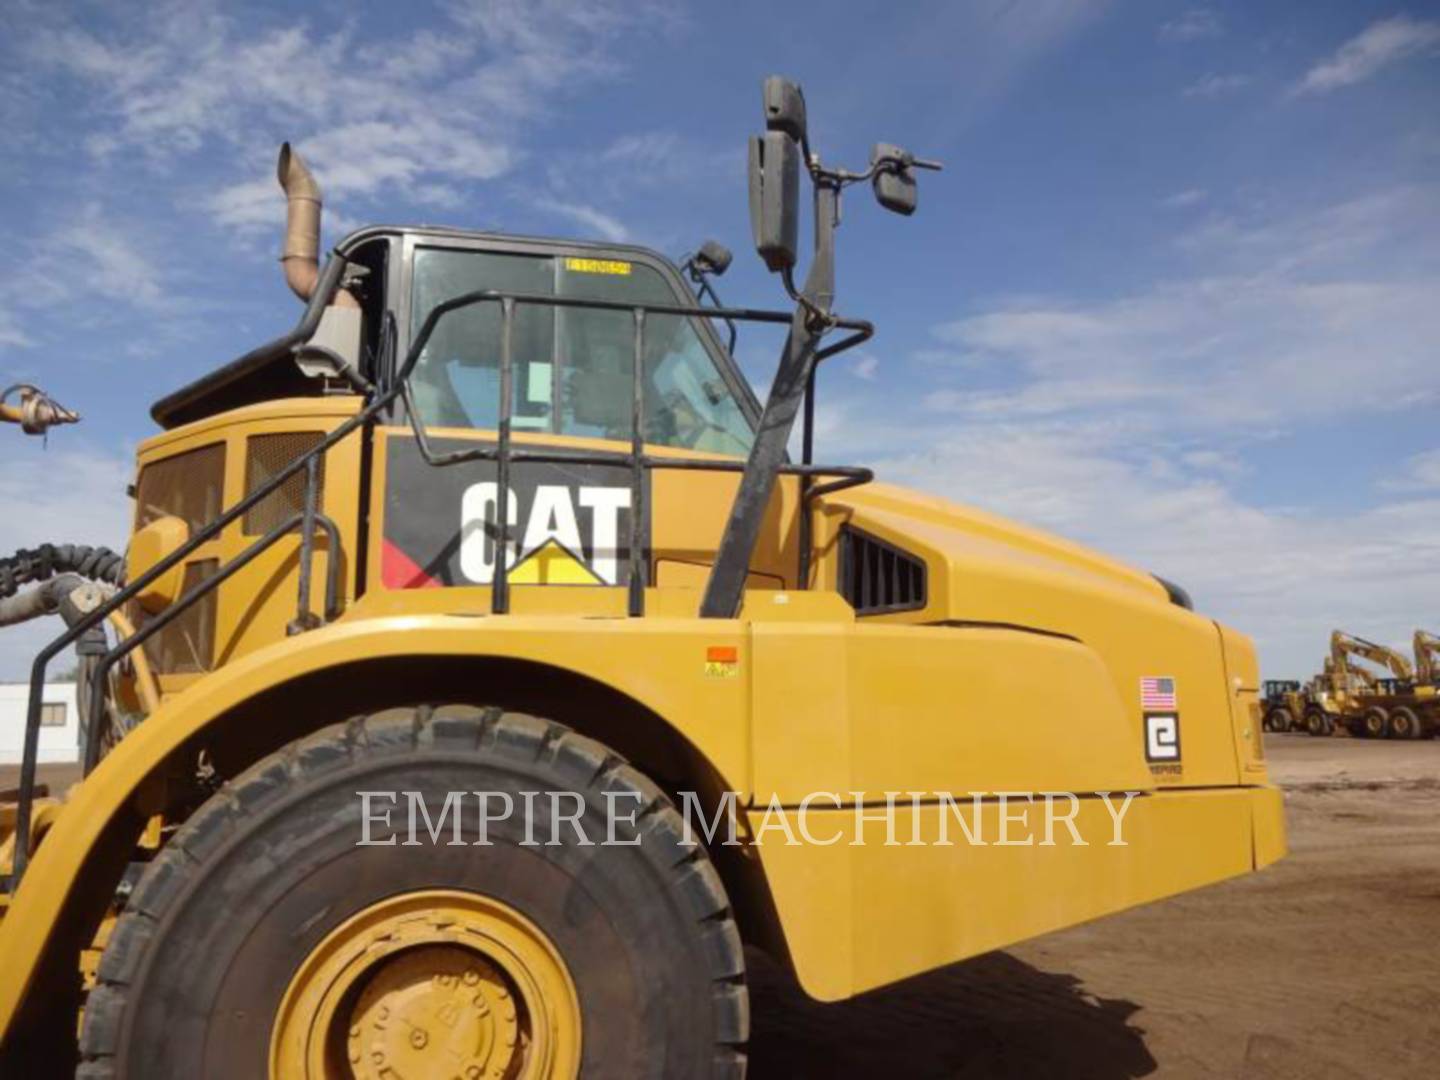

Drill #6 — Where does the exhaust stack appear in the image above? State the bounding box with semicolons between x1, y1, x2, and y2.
276;143;357;307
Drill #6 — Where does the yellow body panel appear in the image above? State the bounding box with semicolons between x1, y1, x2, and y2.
754;784;1283;1001
0;606;1284;1039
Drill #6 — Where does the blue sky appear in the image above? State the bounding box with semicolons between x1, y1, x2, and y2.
1;0;1438;679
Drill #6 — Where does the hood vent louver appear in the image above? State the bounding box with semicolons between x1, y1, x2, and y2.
838;527;926;615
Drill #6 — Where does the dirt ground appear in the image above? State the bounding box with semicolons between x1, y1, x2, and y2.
6;737;1438;1077
749;734;1440;1078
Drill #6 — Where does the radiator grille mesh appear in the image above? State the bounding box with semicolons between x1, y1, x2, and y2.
141;559;220;674
242;432;325;536
134;443;224;533
131;445;226;674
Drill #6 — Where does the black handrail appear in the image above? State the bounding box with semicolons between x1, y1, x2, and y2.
393;288;871;611
6;282;873;888
82;505;343;773
9;392;374;882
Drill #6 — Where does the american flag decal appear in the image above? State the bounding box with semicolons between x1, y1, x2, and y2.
1141;676;1177;710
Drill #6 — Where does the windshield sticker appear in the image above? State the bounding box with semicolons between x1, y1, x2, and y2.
564;257;632;276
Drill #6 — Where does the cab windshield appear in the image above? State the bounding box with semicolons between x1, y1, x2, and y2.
408;247;755;456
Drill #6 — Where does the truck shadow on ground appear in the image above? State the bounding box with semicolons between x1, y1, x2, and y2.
747;949;1157;1079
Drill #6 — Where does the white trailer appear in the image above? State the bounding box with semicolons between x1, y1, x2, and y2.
0;683;79;765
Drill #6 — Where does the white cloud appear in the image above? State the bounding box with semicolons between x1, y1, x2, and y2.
852;353;880;381
1183;72;1251;99
925;184;1440;428
1179;448;1245;477
0;307;32;349
1160;8;1222;42
528;198;629;242
888;183;1440;675
880;0;1115;141
932;273;1440;425
1162;188;1208;208
1294;14;1440;96
0;209;171;350
45;208;167;309
526;130;736;242
206;176;281;234
1176;185;1436;272
23;1;667;240
1383;449;1440;493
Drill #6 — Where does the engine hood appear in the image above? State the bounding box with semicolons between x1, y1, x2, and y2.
825;481;1252;788
830;481;1175;627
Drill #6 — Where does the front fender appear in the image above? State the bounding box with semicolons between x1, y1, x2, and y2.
0;613;751;1044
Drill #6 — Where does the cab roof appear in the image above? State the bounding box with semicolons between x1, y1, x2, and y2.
150;226;688;430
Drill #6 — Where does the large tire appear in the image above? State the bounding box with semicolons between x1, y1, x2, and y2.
1361;706;1390;740
1389;706;1423;740
1264;707;1293;734
1305;708;1333;737
78;706;748;1079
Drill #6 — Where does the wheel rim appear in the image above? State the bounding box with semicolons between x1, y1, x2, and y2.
270;889;582;1079
1366;712;1386;737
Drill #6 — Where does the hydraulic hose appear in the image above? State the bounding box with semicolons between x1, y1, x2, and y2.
0;543;125;600
0;575;81;627
0;553;128;762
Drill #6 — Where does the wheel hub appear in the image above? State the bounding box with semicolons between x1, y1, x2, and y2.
346;946;521;1078
270;890;581;1079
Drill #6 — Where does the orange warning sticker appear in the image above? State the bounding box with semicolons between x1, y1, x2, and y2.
705;645;739;678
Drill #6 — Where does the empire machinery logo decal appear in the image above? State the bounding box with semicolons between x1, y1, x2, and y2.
381;438;641;589
1141;675;1181;770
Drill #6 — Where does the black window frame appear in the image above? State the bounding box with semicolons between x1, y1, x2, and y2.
374;228;765;435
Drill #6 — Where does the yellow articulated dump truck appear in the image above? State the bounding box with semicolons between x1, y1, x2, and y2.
1324;630;1438;740
0;79;1284;1078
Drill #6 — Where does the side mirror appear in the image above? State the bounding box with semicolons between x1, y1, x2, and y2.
874;169;917;216
871;143;918;216
128;515;190;614
762;76;808;145
695;239;733;276
748;132;800;273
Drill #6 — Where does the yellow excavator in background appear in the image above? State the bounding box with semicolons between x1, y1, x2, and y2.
1330;630;1411;738
1327;630;1435;739
1415;630;1440;688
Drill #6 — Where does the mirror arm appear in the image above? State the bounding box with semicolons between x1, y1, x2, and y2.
779;174;840;329
684;258;741;356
